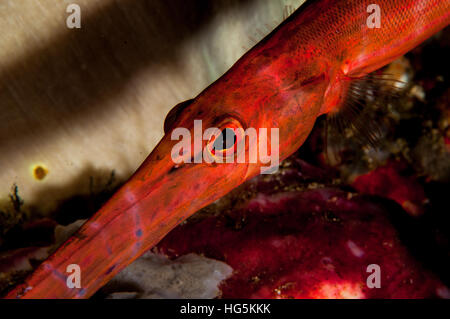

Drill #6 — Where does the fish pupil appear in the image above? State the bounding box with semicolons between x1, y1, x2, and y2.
213;128;236;151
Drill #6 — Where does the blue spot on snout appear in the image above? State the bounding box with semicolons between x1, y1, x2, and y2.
77;288;86;297
106;265;116;275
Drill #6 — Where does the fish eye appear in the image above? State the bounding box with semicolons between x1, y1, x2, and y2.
204;116;245;163
213;128;237;151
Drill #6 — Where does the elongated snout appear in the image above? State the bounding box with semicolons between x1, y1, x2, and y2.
5;124;253;298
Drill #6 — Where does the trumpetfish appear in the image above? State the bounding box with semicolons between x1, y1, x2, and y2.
5;0;450;298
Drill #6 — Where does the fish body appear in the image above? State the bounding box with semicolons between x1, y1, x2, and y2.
6;0;450;298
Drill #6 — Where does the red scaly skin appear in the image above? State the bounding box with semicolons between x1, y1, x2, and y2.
5;0;450;298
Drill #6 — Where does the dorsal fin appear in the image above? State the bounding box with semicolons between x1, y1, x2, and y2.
326;72;404;149
164;99;194;134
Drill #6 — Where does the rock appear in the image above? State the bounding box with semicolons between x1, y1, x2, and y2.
100;253;233;299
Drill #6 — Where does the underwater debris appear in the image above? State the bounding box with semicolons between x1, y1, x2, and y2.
0;185;27;242
9;185;24;214
412;129;450;183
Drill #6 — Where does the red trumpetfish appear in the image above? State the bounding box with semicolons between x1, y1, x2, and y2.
6;0;450;298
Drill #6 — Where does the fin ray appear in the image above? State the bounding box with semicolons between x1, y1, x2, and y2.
327;72;405;149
